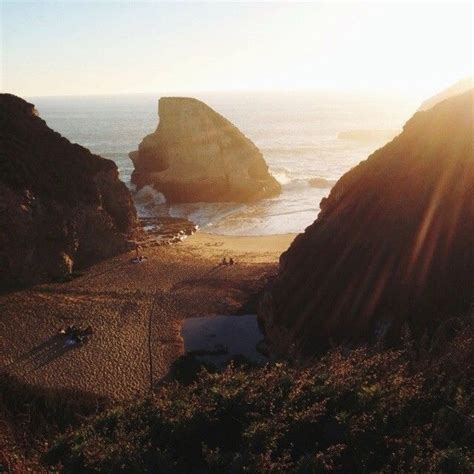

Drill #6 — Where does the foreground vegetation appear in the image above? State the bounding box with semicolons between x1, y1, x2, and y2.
0;376;106;472
42;317;473;473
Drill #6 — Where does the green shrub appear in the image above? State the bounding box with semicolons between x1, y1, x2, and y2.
46;318;473;472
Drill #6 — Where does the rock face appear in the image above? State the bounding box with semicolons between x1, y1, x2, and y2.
130;97;281;203
0;94;139;287
259;90;474;357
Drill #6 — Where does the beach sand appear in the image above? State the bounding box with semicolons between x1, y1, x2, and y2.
0;232;296;401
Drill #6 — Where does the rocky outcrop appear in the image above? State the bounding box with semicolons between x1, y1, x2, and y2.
130;97;281;203
308;177;336;188
259;90;474;357
337;129;399;142
418;77;473;111
138;216;197;246
0;94;139;287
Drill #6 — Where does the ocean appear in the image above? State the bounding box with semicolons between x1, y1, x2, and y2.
30;91;418;235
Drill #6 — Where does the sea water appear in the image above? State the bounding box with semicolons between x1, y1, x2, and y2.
30;91;418;235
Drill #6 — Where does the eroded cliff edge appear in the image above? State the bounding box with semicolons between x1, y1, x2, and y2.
130;97;281;203
418;77;473;111
0;94;139;287
259;90;474;357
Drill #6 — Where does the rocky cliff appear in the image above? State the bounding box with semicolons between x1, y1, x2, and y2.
0;94;139;287
259;90;474;356
130;97;281;202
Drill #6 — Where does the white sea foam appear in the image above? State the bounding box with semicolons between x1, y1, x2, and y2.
133;185;167;217
270;167;293;185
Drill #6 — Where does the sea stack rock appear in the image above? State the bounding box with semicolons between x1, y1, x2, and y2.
0;94;139;287
130;97;281;202
259;90;474;357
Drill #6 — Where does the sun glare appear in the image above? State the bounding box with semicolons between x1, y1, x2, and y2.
1;2;472;99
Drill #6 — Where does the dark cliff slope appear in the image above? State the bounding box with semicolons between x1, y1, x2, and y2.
0;94;138;286
259;90;474;356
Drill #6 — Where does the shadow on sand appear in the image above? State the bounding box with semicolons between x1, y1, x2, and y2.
2;334;81;374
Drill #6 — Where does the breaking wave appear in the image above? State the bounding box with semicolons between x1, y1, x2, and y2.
132;185;167;217
271;167;336;190
271;167;293;185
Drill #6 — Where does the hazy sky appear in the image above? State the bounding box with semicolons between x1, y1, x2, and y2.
1;1;472;99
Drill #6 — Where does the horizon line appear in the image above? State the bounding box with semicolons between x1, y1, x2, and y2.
18;87;425;101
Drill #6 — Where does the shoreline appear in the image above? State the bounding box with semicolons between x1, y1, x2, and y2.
195;231;297;239
0;231;296;401
182;231;297;263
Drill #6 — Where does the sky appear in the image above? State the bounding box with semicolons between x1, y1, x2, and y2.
1;1;472;99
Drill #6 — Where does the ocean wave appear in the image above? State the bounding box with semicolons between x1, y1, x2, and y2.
271;167;314;187
196;204;320;236
271;167;293;185
133;185;167;217
264;207;319;218
261;145;320;155
169;202;246;228
271;167;337;190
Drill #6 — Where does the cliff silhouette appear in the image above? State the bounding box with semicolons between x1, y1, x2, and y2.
259;90;474;356
0;94;139;286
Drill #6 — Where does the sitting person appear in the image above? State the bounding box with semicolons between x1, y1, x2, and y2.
222;257;228;265
60;324;93;344
63;325;77;336
131;244;145;263
229;257;235;265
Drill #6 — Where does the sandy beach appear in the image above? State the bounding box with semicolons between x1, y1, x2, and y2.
0;232;296;401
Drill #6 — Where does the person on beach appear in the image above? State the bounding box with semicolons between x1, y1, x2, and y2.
229;257;235;265
131;244;146;263
222;257;228;265
60;324;93;344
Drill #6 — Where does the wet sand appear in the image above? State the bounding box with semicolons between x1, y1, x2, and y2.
0;232;295;401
